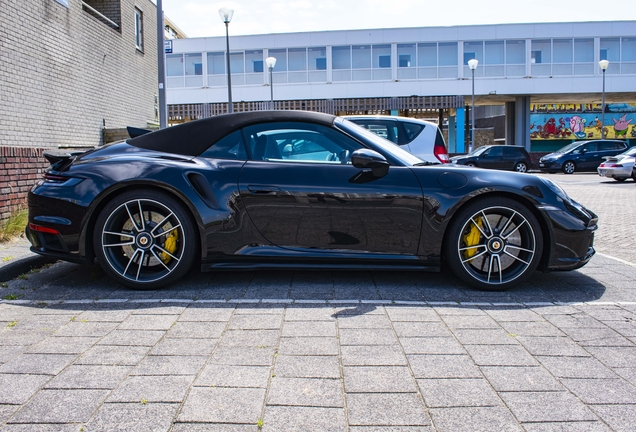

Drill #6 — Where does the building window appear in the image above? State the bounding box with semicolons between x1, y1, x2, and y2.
206;52;226;86
54;0;69;7
464;41;483;77
484;40;504;77
553;39;573;75
506;40;525;77
82;0;121;31
622;38;636;74
308;47;327;82
245;50;264;84
332;46;351;81
134;8;143;51
573;38;593;75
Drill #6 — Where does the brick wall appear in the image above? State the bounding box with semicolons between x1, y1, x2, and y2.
0;0;158;222
0;147;49;220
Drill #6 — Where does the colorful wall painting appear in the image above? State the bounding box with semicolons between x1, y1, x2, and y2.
530;103;636;141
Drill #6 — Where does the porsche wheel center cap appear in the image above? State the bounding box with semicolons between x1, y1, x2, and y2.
488;238;504;253
136;233;153;249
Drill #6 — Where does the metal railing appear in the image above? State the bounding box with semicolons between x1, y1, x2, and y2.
81;1;119;29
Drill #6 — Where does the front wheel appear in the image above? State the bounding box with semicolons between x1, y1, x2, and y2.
562;161;576;174
443;197;543;291
514;162;528;173
93;190;197;290
466;162;477;167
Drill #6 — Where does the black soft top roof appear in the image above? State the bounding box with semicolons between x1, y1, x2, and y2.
128;110;337;156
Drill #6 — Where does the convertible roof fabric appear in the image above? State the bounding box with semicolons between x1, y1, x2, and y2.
128;110;337;157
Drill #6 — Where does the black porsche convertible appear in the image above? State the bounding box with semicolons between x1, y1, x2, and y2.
26;111;597;291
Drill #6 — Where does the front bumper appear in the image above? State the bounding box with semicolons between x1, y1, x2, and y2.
538;160;561;172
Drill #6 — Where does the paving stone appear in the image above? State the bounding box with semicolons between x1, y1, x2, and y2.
334;305;386;316
76;308;134;322
563;327;632;346
0;404;18;424
537;356;618;379
343;366;417;393
165;321;226;339
346;393;430;426
0;353;76;375
8;389;109;423
522;421;611;431
561;378;636;404
97;330;165;346
132;355;207;376
429;406;522;431
0;373;50;404
132;305;188;315
278;337;339;356
150;337;219;356
384;307;440;322
1;423;80;432
262;406;346;432
218;330;280;347
516;336;591;357
26;336;99;354
84;402;179;431
441;315;500;329
407;355;482;378
118;314;179;330
400;337;466;355
0;330;48;346
590;404;636;432
584;346;636;368
76;345;150;366
0;345;27;363
196;365;271;388
284;306;336;321
392;322;453;338
417;378;500;408
464;345;538;366
613;367;636;385
178;387;266;423
209;346;277;366
348;427;433;431
339;328;398;345
483;307;541;322
49;321;119;337
108;375;194;403
341;345;407;366
542;313;606;329
178;305;235;322
44;365;131;389
500;391;597;422
433;306;487;316
480;366;563;391
336;314;393;329
599;320;636;338
268;377;343;407
171;424;256;432
228;314;283;330
274;355;340;379
281;321;337;337
500;321;565;337
452;329;521;345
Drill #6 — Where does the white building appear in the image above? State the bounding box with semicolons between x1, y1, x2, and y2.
166;21;636;152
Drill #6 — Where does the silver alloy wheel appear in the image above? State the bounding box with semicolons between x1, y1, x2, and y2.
515;162;528;173
563;161;576;174
101;198;185;284
456;206;537;286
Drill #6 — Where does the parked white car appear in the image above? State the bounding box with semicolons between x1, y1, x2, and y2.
344;116;449;164
597;146;636;182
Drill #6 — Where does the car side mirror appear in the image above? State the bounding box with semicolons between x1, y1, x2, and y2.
580;148;587;154
351;149;389;177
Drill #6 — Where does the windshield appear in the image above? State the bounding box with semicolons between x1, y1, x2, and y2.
469;146;489;156
555;142;583;154
619;146;636;157
335;118;425;167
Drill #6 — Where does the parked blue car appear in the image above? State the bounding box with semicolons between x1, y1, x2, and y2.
538;140;628;174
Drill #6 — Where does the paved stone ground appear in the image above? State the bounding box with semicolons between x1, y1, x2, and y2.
0;172;634;431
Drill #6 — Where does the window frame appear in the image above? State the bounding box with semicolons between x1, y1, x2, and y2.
134;7;143;52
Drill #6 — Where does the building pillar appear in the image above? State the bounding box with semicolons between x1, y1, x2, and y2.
514;96;531;151
505;101;515;145
448;115;456;153
456;107;465;153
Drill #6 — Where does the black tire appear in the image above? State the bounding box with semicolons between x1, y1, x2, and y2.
466;162;477;167
562;161;576;174
443;197;543;291
93;189;197;290
613;176;627;182
514;162;528;173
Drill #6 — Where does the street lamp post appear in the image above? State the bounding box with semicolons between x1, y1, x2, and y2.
219;8;234;113
467;59;479;153
266;56;277;110
599;60;609;139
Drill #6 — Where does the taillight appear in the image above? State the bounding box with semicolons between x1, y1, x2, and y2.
43;172;69;182
601;163;622;168
28;223;60;235
434;144;449;163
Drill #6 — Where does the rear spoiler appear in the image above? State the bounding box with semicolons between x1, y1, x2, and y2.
127;126;153;138
43;151;84;171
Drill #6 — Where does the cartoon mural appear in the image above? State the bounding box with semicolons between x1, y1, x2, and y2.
530;103;636;141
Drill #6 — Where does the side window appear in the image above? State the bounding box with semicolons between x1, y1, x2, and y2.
584;142;598;152
402;122;425;143
349;120;399;144
486;147;503;157
243;122;363;164
200;130;247;160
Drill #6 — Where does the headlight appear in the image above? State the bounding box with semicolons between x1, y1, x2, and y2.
539;177;570;202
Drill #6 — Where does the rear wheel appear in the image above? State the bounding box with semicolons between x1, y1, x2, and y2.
514;162;528;173
613;176;627;182
562;161;576;174
93;190;197;290
466;162;476;167
444;197;543;291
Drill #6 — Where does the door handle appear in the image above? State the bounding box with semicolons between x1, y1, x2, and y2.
247;185;281;194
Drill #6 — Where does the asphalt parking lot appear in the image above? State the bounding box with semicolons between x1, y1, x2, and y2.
0;172;635;431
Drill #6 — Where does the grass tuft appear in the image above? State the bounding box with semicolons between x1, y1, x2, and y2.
0;209;28;243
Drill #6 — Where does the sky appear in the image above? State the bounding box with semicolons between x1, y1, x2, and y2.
157;0;633;38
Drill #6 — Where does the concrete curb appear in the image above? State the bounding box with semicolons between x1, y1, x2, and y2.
0;254;56;282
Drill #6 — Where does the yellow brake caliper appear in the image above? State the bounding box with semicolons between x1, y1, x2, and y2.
161;229;179;264
462;217;483;261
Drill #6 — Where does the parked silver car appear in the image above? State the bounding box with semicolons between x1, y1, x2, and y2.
344;115;449;164
597;146;636;182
